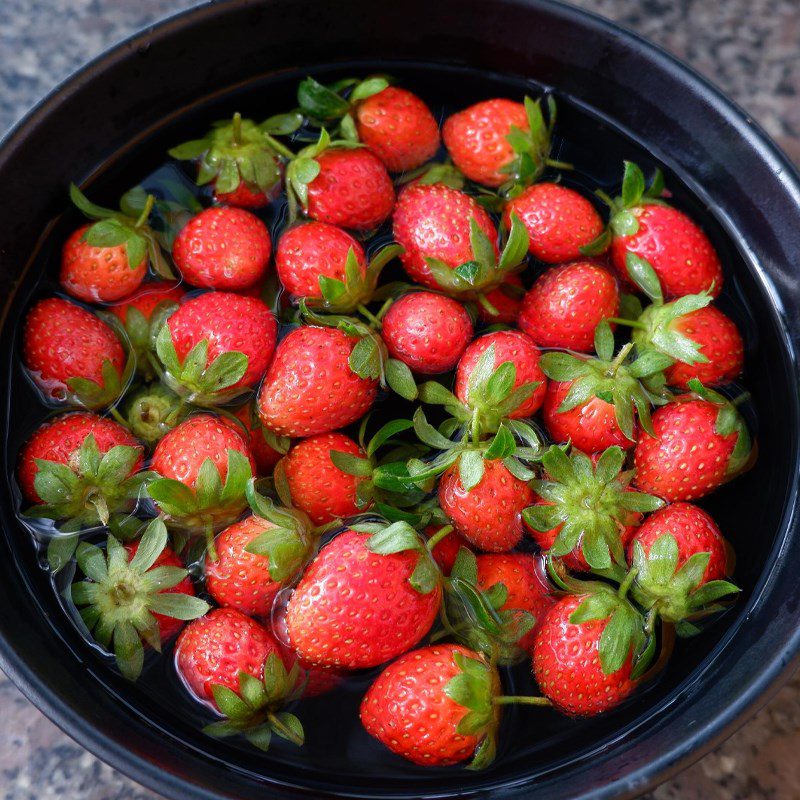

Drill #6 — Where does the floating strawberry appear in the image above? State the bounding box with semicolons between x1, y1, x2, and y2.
70;519;208;680
585;162;723;299
156;291;276;405
229;401;286;476
518;261;620;352
172;206;272;290
523;446;663;570
168;111;300;206
176;607;305;752
285;524;441;669
286;131;395;230
381;291;474;374
476;274;524;325
633;381;751;502
257;325;378;437
503;182;604;263
23;297;131;409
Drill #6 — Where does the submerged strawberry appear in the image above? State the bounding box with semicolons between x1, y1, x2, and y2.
229;402;285;476
477;274;524;325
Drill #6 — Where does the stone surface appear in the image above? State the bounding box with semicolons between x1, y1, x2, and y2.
0;1;798;799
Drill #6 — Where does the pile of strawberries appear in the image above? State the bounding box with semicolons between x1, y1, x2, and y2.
15;74;752;769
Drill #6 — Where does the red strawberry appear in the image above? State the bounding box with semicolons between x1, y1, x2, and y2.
230;402;282;476
172;207;272;291
455;330;547;419
281;432;367;525
381;292;474;374
257;326;378;437
355;86;441;172
175;607;285;706
275;221;366;299
518;262;620;352
361;644;501;767
443;98;529;187
60;223;147;303
285;528;441;669
532;594;640;716
423;525;473;575
503;183;604;264
215;180;274;209
542;379;634;453
23;297;126;405
306;148;395;231
439;458;534;552
477;274;524;325
164;291;277;390
475;553;554;649
108;280;185;324
633;397;747;502
392;183;498;290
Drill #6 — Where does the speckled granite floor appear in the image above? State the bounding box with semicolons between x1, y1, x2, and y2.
1;1;798;798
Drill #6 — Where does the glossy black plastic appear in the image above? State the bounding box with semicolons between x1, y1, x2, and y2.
1;1;799;799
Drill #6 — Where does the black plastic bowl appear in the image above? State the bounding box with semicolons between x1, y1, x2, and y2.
1;1;800;798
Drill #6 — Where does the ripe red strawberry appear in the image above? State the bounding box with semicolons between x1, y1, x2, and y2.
503;183;604;264
423;525;473;575
355;86;441;172
475;553;554;649
229;402;282;475
281;432;367;525
306;148;395;231
381;292;474;374
215;180;274;209
532;594;640;716
633;397;747;502
17;411;143;505
361;644;501;767
518;262;620;352
662;306;744;388
175;607;285;705
172;207;272;290
543;379;634;453
439;458;534;552
163;291;277;391
61;223;147;303
285;528;441;669
455;330;547;419
477;274;524;325
392;183;498;290
443;98;529;187
257;326;378;437
108;280;185;324
275;221;366;299
23;297;126;405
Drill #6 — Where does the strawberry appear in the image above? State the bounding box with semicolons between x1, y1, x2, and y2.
477;274;524;325
633;385;751;502
360;645;502;767
518;262;620;352
23;297;129;408
71;519;208;680
172;207;272;290
229;402;284;476
257;325;378;437
176;607;305;751
523;446;662;571
381;292;474;374
123;383;186;446
281;432;367;525
455;330;547;420
355;86;441;172
108;280;185;323
17;411;146;533
532;592;643;716
156;291;277;403
628;503;739;627
439;458;534;552
424;525;472;575
503;183;604;264
285;525;441;669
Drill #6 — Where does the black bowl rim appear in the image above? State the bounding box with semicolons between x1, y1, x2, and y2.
1;2;799;799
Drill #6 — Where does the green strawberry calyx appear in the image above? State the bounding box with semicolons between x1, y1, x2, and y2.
70;183;175;279
424;213;529;312
123;383;186;446
24;433;150;532
628;533;740;631
65;350;136;413
168;111;301;196
523;445;664;570
205;655;305;752
70;519;209;681
398;160;467;191
154;323;250;407
146;447;253;560
540;319;671;440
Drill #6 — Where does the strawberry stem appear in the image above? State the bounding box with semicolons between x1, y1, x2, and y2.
606;317;647;331
477;293;500;317
607;342;634;376
232;112;243;147
357;304;381;328
374;297;394;323
108;405;128;427
205;520;218;562
425;525;454;552
263;133;296;160
617;567;638;600
492;695;551;706
267;711;303;745
134;194;155;229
